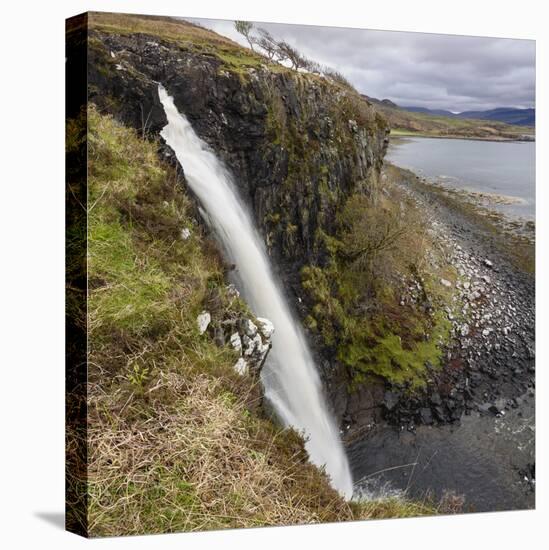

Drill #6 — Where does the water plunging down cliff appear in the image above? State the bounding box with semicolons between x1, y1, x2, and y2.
158;84;354;498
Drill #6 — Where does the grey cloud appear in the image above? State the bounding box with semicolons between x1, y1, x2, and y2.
189;17;535;112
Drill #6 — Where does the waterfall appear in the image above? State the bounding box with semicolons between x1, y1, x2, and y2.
158;84;353;499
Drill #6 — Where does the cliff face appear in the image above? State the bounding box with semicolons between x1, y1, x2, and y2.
87;17;389;429
88;29;388;270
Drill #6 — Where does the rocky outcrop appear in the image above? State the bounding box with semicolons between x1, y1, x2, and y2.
229;317;274;377
198;306;274;379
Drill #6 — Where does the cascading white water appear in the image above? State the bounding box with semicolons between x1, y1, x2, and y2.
158;84;353;498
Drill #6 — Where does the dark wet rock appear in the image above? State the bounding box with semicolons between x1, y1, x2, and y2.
383;391;399;412
419;407;433;425
430;392;442;406
433;405;446;421
213;326;225;347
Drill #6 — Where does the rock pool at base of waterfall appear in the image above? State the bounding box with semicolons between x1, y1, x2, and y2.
349;390;534;511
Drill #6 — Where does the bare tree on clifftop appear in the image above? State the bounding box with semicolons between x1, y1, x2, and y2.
255;28;279;60
276;41;307;70
234;20;255;51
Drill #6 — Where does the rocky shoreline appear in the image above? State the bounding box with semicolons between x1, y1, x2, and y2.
338;163;535;504
335;163;535;509
341;165;534;437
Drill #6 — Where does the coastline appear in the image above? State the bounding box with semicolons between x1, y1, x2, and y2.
390;131;535;143
402;167;535;273
346;161;535;510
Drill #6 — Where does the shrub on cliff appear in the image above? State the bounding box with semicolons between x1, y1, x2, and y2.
302;173;455;388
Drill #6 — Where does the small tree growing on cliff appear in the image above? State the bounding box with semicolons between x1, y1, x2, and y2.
338;194;408;286
255;28;279;60
276;41;307;70
234;20;255;51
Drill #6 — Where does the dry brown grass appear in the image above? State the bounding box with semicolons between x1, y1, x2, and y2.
87;367;355;535
89;12;238;50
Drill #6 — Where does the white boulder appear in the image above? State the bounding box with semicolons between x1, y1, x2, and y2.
197;311;211;335
243;334;261;356
233;358;249;376
256;317;275;339
242;319;258;338
230;332;242;351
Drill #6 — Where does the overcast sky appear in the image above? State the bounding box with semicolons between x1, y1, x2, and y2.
189;18;535;113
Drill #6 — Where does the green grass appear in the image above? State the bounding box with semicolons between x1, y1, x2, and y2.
215;48;263;71
340;310;451;388
89;12;239;50
90;12;271;78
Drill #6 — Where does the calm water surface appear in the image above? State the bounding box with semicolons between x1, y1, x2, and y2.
387;137;535;220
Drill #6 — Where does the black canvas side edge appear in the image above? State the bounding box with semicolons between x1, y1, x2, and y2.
65;11;89;538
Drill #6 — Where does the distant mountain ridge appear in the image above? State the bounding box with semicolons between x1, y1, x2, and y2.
362;94;534;140
402;105;535;127
401;106;456;117
455;107;535;127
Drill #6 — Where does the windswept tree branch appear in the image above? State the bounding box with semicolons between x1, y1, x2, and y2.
234;20;255;51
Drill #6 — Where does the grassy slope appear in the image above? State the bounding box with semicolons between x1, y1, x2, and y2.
84;106;439;536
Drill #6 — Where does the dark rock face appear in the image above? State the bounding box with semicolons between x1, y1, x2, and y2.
88;31;388;275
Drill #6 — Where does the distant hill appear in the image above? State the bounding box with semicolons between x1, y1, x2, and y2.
455;107;535;127
400;105;535;127
362;95;535;141
402;106;456;117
